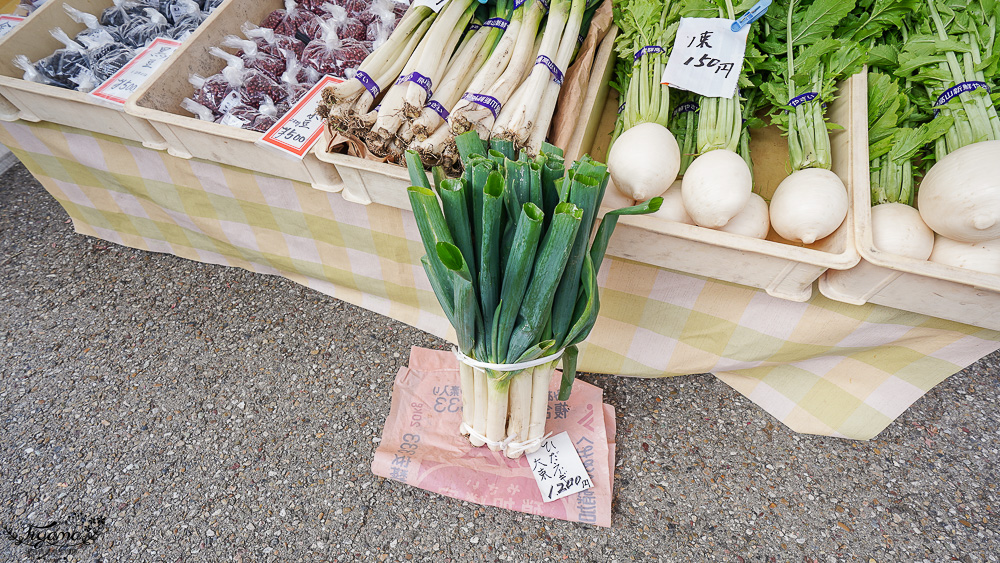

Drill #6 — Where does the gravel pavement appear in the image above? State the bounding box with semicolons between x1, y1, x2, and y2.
2;162;999;562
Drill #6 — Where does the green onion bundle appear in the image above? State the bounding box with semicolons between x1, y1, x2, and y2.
406;133;660;458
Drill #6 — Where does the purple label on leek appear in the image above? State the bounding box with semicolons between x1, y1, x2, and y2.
534;55;563;85
617;102;625;114
426;99;449;120
539;0;549;9
466;23;481;31
461;92;501;119
934;81;991;117
513;0;524;8
788;92;818;107
577;33;584;44
395;71;433;98
355;70;380;98
672;101;699;116
633;45;665;62
482;17;509;30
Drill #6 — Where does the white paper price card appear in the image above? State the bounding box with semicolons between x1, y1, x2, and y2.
661;17;749;98
90;38;181;105
257;75;343;159
526;432;594;503
0;15;24;38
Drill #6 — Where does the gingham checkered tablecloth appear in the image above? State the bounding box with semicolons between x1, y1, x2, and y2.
3;120;998;440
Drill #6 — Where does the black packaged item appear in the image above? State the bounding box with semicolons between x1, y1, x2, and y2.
78;34;136;83
32;28;96;91
170;8;206;41
157;0;199;24
13;55;56;87
201;0;224;14
220;35;285;81
120;8;170;48
64;4;124;44
100;0;155;27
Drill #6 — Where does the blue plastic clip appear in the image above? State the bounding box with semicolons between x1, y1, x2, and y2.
730;0;771;32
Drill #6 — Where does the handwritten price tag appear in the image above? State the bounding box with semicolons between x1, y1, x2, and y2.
256;75;343;159
662;17;749;98
90;38;181;105
0;15;24;38
526;432;594;503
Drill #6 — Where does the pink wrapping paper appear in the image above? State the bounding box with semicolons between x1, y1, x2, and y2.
372;347;616;527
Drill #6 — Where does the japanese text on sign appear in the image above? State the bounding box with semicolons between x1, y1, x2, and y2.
526;431;593;503
662;17;749;98
90;38;181;105
257;76;344;159
0;15;24;38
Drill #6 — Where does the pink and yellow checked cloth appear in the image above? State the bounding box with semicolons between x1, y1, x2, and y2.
2;120;997;440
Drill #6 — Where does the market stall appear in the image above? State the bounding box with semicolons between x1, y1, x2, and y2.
1;0;998;525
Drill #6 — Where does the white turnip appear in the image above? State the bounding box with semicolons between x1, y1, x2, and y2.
716;192;769;239
928;235;1000;274
769;168;848;244
648;180;693;225
917;140;1000;243
608;122;680;201
870;202;934;260
681;149;752;228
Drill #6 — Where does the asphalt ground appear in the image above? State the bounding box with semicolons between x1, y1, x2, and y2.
2;161;999;562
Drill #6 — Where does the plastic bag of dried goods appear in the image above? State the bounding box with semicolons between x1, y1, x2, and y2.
241;23;304;59
78;33;135;83
189;70;240;115
181;97;217;121
64;3;124;44
208;46;288;107
261;0;317;41
119;8;170;48
220;35;285;81
100;0;155;27
26;28;97;91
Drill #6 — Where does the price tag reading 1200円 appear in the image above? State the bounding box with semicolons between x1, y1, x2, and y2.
661;17;749;98
526;432;594;503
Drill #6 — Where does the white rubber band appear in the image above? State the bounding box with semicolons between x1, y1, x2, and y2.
460;422;517;450
452;347;564;372
504;432;553;457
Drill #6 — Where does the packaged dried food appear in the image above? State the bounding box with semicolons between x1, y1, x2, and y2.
78;34;135;83
119;8;170;48
64;3;124;44
189;71;239;114
221;35;285;81
241;23;305;59
261;0;317;41
24;28;97;91
302;20;370;78
181;97;217;121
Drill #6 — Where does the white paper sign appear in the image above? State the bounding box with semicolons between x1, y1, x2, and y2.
661;17;749;98
526;431;594;503
90;38;181;105
0;15;24;38
256;75;343;159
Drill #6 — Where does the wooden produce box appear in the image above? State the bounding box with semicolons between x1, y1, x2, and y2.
0;0;173;148
819;77;1000;329
312;25;620;207
594;75;865;303
125;0;344;191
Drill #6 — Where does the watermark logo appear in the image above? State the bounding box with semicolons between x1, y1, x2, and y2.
2;512;106;550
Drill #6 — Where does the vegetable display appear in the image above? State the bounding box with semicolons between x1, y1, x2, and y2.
406;132;659;457
319;0;607;171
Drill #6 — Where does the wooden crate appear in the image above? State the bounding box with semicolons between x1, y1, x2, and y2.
125;0;344;191
312;25;620;206
819;76;1000;329
0;0;175;148
592;75;864;302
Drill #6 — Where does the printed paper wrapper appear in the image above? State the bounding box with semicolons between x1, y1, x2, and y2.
372;347;616;527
